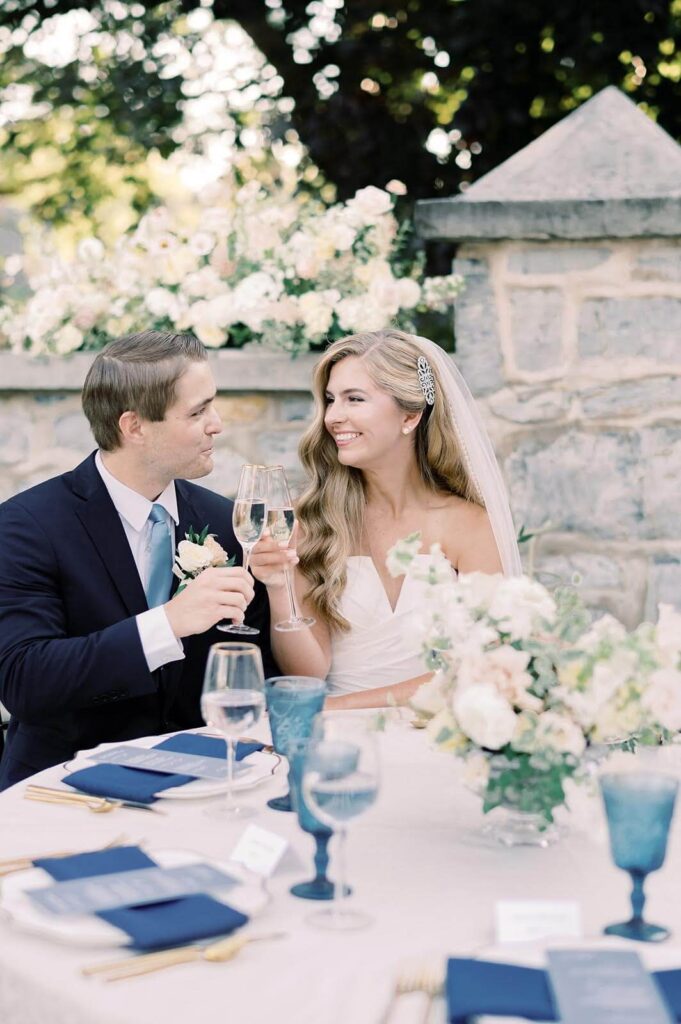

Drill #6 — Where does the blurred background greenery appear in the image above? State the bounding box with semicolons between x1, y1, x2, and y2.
1;0;679;256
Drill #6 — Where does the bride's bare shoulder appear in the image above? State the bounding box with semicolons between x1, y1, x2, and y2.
439;495;502;573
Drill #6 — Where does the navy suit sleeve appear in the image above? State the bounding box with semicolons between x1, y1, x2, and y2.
0;500;155;722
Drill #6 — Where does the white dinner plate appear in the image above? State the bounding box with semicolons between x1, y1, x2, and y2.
63;735;280;800
0;848;269;948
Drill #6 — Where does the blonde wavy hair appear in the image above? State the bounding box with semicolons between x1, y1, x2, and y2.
297;329;482;633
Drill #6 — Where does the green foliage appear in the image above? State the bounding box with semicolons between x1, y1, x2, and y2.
483;750;578;825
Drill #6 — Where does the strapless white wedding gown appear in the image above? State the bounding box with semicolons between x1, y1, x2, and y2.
326;555;455;695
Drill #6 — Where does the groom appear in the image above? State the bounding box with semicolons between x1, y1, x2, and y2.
0;330;278;788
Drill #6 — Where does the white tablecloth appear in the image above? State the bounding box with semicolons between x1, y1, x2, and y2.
2;720;681;1024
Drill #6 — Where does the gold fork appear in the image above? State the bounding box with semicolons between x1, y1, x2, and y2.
24;790;118;814
378;962;444;1024
83;931;287;981
0;835;130;876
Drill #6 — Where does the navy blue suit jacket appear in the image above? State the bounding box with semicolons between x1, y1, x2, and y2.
0;452;278;788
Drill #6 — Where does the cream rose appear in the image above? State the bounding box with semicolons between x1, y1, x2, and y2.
203;534;229;567
453;684;517;750
176;540;212;575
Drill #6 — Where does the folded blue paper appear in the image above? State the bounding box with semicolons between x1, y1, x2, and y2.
65;733;264;803
446;958;681;1023
34;845;248;951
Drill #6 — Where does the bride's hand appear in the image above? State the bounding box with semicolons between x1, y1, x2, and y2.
249;529;298;589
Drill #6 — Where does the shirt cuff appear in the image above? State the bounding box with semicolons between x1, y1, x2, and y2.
136;607;185;674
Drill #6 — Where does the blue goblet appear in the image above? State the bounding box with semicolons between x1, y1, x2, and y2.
288;738;336;900
265;676;326;812
600;772;678;942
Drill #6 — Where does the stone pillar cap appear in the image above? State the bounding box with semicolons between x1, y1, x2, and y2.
416;87;681;240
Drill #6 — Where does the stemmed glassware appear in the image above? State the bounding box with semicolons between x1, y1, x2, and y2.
200;642;265;820
264;676;326;812
288;738;337;901
264;465;314;633
600;772;678;941
219;464;267;635
302;715;379;930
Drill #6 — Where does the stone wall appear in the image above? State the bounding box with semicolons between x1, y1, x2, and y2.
0;351;317;503
452;237;681;626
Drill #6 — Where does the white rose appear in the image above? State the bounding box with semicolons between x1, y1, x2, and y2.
145;288;182;320
53;323;83;354
534;711;586;757
188;231;215;256
336;296;365;331
643;668;681;732
395;276;421;309
193;323;225;348
296;290;337;337
488;576;556;639
344;186;393;226
77;237;105;262
453;684;517;750
181;266;224;300
176;540;212;574
457;645;541;713
203;534;229;567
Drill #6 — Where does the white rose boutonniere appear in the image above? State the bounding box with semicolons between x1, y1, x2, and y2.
173;524;234;592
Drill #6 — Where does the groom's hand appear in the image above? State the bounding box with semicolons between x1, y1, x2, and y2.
164;566;255;638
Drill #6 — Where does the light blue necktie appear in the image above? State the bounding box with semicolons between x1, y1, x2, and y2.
145;503;173;608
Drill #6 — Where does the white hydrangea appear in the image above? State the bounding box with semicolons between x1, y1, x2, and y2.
453;684;517;751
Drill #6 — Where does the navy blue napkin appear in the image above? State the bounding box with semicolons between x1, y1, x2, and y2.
34;845;248;951
65;732;264;804
446;958;681;1023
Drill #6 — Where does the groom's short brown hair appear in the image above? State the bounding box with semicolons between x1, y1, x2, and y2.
82;330;206;451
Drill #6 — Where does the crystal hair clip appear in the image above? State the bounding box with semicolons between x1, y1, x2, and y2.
417;355;436;405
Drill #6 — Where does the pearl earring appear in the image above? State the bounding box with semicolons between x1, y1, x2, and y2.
402;427;410;435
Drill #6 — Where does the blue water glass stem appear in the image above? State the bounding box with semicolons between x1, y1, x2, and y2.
265;677;325;813
288;738;348;901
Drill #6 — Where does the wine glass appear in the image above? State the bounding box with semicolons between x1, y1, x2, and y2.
200;642;265;820
219;464;267;635
302;714;379;930
264;465;314;632
600;772;678;941
264;676;326;812
288;738;343;901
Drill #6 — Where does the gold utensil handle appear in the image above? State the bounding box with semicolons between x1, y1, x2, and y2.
0;836;128;876
104;948;204;981
83;945;205;977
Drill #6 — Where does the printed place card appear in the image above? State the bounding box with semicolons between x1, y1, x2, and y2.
230;825;289;878
29;863;238;916
495;900;582;943
89;745;248;780
547;950;674;1024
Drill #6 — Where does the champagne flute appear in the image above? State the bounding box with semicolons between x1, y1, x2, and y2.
219;464;267;635
201;642;265;820
302;715;379;930
264;465;314;632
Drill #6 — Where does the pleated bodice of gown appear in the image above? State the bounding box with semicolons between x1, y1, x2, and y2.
326;555;455;695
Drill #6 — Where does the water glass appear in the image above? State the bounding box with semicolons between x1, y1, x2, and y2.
265;676;326;812
201;642;265;820
600;772;678;941
302;714;379;930
288;738;339;901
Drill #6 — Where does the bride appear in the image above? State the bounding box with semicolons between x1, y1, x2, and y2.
251;329;521;709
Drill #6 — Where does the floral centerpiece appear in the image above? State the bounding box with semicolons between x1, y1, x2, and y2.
388;533;681;845
0;183;463;356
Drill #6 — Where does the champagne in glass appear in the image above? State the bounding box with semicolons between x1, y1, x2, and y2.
201;642;265;820
264;466;315;633
219;464;267;635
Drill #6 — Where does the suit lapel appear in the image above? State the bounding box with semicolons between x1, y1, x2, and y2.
71;453;148;617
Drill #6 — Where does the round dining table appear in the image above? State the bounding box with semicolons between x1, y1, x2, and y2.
1;716;681;1024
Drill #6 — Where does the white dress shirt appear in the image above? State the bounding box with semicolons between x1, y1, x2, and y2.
95;451;185;673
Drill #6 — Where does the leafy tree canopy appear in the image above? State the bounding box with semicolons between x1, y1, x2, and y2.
0;0;679;235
